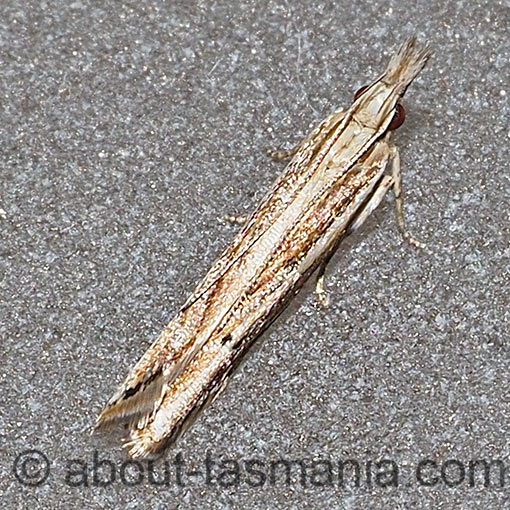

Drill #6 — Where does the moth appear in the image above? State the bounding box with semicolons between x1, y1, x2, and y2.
95;38;431;458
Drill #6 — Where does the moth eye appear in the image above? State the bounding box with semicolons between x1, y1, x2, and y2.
353;85;369;100
388;103;406;130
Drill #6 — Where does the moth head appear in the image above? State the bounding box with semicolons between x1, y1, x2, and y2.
353;85;406;131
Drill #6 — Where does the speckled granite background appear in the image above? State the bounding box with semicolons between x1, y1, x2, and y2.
1;0;509;508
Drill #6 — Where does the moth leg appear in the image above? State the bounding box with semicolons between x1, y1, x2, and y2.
266;144;300;162
347;175;394;235
223;214;248;225
389;146;425;248
314;174;394;308
315;255;333;308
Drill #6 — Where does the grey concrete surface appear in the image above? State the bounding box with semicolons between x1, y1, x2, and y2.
1;0;509;508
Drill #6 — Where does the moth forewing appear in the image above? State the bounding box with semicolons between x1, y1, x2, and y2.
96;38;431;458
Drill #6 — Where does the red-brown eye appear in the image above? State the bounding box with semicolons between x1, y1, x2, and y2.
353;85;368;100
388;103;406;130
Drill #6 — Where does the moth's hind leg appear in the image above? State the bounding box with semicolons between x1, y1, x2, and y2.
313;174;394;308
347;175;394;235
390;146;425;249
313;149;425;307
315;258;332;308
266;145;300;162
348;147;425;247
222;214;249;225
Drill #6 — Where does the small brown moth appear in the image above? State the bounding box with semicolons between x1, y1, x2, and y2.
96;38;431;458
